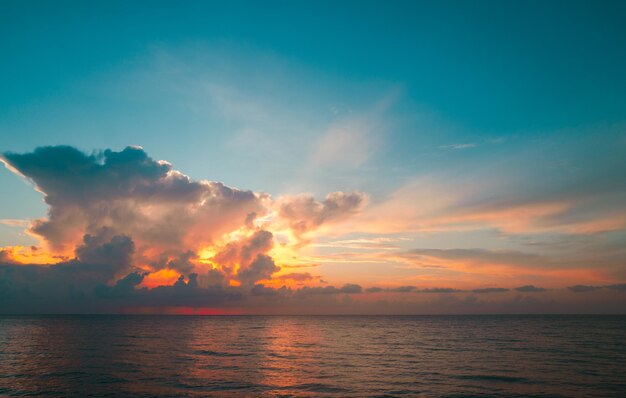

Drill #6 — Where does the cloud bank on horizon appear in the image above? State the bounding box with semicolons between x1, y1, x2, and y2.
0;145;624;314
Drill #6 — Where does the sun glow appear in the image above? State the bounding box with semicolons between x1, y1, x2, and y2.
0;245;61;265
197;247;216;265
142;268;181;288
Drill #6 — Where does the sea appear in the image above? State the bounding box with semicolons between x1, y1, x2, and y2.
0;315;624;397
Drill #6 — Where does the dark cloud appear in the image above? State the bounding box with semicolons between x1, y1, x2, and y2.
568;285;600;293
364;286;462;294
388;285;417;293
0;231;139;310
605;283;626;291
419;288;462;293
515;285;546;292
151;250;196;274
0;258;244;313
297;284;363;296
237;254;280;287
566;283;626;293
94;272;146;299
472;288;509;293
202;268;228;287
251;284;289;297
340;283;363;294
75;228;134;271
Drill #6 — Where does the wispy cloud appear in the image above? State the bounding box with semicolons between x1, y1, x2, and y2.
0;219;29;227
439;143;477;150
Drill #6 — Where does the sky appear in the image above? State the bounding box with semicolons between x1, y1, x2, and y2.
1;0;625;314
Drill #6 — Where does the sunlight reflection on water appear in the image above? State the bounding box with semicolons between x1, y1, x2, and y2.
0;315;625;397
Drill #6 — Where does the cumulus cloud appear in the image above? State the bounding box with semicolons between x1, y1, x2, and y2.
1;146;363;270
237;254;280;287
0;145;376;312
276;191;366;242
75;228;134;272
1;146;264;256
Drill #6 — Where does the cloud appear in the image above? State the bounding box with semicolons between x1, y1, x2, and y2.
515;285;546;292
567;284;626;293
387;286;417;293
343;167;626;238
307;90;397;171
211;230;274;273
439;143;477;150
0;219;29;227
2;145;624;314
404;248;544;267
75;228;134;271
1;146;263;255
568;285;600;293
0;232;142;312
391;247;614;287
0;145;377;312
297;284;363;296
419;288;462;293
237;254;280;287
364;286;463;294
471;288;509;293
309;119;376;169
251;283;287;297
274;272;317;282
276;191;366;242
1;145;363;272
312;237;407;250
605;283;626;291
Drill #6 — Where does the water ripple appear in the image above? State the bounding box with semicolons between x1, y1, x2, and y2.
0;315;624;397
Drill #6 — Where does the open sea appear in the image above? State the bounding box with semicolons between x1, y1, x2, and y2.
0;315;624;397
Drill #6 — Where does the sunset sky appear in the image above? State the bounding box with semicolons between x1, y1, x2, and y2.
1;1;625;313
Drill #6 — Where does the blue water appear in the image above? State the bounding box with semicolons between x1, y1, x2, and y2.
0;315;624;397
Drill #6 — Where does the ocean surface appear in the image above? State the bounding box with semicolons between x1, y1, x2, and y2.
0;315;624;397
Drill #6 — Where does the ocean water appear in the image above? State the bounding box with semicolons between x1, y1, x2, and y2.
0;315;624;397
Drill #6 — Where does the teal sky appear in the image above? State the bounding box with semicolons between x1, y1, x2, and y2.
0;1;625;313
2;0;626;226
